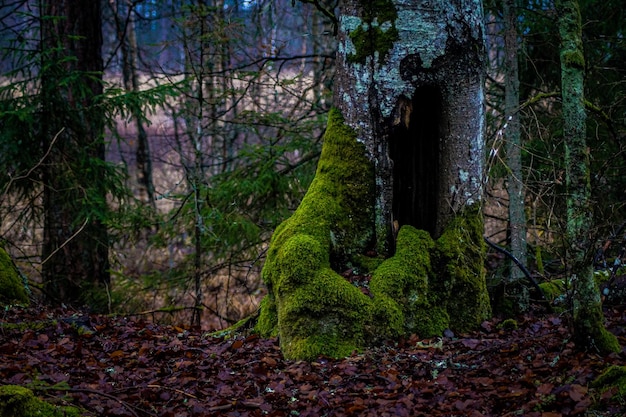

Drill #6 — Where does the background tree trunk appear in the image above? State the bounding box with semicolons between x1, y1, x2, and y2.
556;0;619;353
116;0;156;209
41;0;110;309
503;0;529;307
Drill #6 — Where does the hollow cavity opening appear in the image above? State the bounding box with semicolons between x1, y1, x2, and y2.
389;86;441;237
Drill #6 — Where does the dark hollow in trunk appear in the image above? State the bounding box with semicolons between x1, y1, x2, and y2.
390;86;442;237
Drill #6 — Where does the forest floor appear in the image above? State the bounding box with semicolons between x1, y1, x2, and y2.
1;303;625;417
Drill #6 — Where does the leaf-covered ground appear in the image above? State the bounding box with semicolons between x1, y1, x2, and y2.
1;304;625;416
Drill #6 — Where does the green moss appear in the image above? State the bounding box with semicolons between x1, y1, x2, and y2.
0;321;50;332
281;333;359;361
558;0;585;71
569;265;621;354
275;234;325;290
562;50;585;70
262;108;375;271
351;254;384;274
499;319;518;331
278;267;371;360
255;295;278;337
256;108;376;359
0;385;81;417
573;301;620;354
412;304;450;338
0;247;29;306
348;0;399;64
537;280;568;313
592;365;626;402
539;280;565;302
433;206;491;333
594;327;621;354
370;295;404;340
370;226;445;337
371;227;432;299
206;312;257;339
593;269;611;286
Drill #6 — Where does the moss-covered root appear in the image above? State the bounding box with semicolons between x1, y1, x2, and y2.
570;264;620;354
0;385;81;417
264;234;371;360
370;226;447;339
434;206;491;333
0;247;29;306
538;280;566;303
255;108;376;360
278;265;371;360
592;365;626;403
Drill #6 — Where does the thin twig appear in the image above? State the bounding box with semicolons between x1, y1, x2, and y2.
146;384;198;400
2;128;64;200
36;385;150;417
484;236;553;312
40;217;89;265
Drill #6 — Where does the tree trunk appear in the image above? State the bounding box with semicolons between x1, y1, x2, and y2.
504;0;529;307
41;0;111;310
117;0;156;208
334;0;486;248
556;0;619;354
256;0;491;360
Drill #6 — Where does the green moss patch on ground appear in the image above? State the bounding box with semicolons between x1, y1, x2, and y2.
0;385;81;417
592;365;626;404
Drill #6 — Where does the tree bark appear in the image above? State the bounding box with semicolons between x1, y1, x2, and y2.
334;0;486;250
41;0;111;310
256;0;491;360
556;0;619;353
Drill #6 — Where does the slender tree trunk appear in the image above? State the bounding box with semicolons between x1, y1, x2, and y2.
503;0;528;305
112;0;155;208
124;0;156;208
556;0;619;353
191;0;209;329
40;0;110;310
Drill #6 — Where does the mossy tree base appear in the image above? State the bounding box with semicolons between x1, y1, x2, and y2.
573;301;620;354
256;110;491;360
